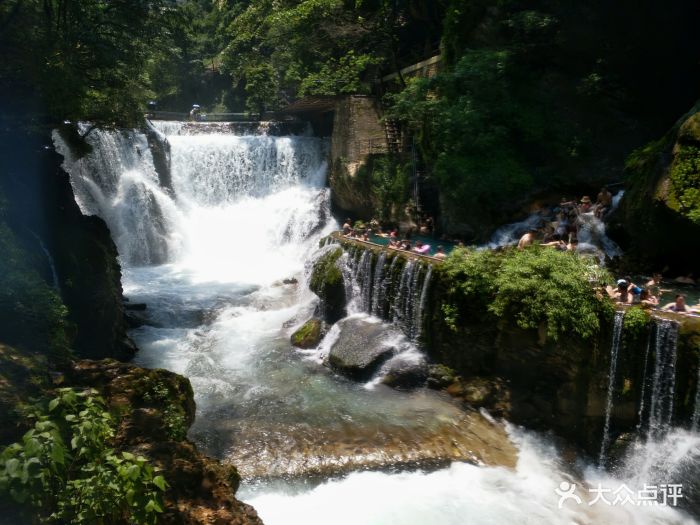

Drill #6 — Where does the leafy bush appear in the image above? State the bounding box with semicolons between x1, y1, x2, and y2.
669;144;700;224
622;306;651;343
439;247;614;340
143;380;188;441
0;389;166;524
489;248;614;340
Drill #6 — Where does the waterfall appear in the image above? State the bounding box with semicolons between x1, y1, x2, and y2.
54;122;329;277
333;246;432;344
635;330;653;432
370;252;387;316
486;213;543;248
646;319;679;439
692;365;700;432
598;310;625;466
414;265;433;341
53;125;181;265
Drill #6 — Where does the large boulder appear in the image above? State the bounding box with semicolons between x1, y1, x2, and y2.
327;317;395;380
309;247;346;323
379;352;428;389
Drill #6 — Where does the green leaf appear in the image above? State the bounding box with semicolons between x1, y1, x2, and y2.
4;458;20;478
48;398;60;412
153;475;167;491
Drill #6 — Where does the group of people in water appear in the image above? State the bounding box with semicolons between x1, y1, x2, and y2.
516;187;615;253
606;273;699;314
341;218;449;260
339;201;698;315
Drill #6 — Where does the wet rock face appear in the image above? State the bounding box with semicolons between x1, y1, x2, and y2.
0;131;134;361
327;317;395;379
68;359;263;525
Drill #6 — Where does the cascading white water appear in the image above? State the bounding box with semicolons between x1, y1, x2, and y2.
599;310;625;466
487;213;544;248
337;248;433;344
647;319;680;439
370;252;387;316
56;122;698;524
636;330;654;432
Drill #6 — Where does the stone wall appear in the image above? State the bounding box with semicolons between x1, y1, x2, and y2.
329;95;388;216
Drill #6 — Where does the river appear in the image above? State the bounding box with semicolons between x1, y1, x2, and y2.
54;121;699;524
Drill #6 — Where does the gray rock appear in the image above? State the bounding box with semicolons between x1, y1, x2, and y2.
327;317;395;379
380;354;428;389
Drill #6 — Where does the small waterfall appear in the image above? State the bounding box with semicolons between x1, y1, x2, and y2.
576;212;623;260
647;319;679;439
598;310;625;466
692;366;700;432
370;252;387;316
414;265;433;341
360;251;373;313
486;213;543;249
392;260;416;330
334;246;432;344
635;330;653;432
377;256;400;320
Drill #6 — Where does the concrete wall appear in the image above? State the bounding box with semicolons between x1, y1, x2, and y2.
330;95;387;176
328;95;388;216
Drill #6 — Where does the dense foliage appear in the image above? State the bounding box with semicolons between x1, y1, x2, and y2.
668;144;700;224
440;247;614;340
0;388;166;524
385;0;700;233
0;0;167;125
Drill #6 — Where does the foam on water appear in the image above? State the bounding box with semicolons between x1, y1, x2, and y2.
244;426;696;525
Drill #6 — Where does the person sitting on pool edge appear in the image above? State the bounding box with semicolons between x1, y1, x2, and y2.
433;246;447;260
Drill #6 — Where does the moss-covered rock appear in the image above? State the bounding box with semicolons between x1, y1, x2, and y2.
67;360;263;525
309;247;346;323
615;101;700;274
291;318;324;349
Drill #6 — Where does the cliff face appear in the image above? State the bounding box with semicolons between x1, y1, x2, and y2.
0;130;263;524
0;129;134;361
613;102;700;274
